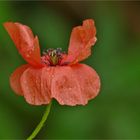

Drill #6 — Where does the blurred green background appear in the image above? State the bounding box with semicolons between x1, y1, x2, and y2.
0;1;140;139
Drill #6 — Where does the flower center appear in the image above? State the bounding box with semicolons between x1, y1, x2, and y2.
42;48;65;66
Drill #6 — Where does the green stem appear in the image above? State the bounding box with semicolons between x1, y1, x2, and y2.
27;101;52;140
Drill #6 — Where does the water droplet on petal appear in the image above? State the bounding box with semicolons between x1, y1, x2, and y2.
69;87;72;90
26;54;30;58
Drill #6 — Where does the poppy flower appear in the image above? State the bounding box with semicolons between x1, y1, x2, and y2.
4;19;100;106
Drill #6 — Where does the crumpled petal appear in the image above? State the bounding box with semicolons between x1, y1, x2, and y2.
61;19;97;65
71;64;100;104
51;66;82;106
4;22;43;68
20;67;53;105
10;64;29;95
51;64;100;106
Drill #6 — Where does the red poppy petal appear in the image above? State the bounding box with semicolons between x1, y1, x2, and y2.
10;64;29;95
71;64;100;104
51;66;85;106
20;67;52;105
52;64;100;106
62;19;97;64
4;22;43;68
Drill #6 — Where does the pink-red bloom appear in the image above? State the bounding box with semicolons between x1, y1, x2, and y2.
4;19;100;106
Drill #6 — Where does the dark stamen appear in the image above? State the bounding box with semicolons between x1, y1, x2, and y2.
42;48;65;66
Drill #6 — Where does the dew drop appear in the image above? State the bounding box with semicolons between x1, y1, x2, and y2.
69;87;72;90
26;54;30;58
36;80;38;84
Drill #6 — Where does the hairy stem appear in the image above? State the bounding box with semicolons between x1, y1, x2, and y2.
27;101;52;140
